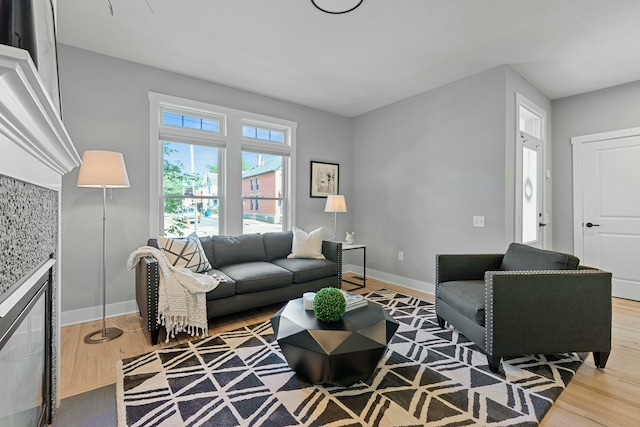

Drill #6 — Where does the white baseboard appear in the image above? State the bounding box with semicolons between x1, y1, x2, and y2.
61;300;139;326
343;263;435;296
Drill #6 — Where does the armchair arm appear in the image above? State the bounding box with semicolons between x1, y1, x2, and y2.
135;256;161;344
436;254;504;284
484;269;612;357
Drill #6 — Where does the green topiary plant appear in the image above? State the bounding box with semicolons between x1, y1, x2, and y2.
313;287;346;322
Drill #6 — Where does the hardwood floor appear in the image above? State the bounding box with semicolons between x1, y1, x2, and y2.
59;275;640;426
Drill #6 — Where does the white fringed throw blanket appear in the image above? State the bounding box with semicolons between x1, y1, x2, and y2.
127;246;220;342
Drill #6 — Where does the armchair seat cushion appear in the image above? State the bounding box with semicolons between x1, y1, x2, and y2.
438;280;486;326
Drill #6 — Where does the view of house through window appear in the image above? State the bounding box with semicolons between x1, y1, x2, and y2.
152;94;295;237
241;151;285;234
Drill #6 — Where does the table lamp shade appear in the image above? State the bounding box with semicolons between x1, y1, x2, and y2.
324;194;347;213
77;150;130;188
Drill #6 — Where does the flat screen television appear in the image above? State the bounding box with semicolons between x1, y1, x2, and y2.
0;0;38;67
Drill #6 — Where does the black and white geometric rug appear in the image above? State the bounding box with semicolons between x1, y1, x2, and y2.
116;290;584;426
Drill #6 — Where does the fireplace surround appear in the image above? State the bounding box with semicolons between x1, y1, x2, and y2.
0;45;80;423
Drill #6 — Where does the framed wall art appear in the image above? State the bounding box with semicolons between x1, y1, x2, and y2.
310;161;339;198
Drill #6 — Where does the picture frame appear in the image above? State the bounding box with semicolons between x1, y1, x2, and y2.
310;161;339;198
33;0;62;117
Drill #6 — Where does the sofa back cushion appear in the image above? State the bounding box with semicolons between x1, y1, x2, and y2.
500;243;580;271
210;233;266;269
262;231;293;261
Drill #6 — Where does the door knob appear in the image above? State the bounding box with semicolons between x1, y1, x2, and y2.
539;222;547;227
586;222;600;228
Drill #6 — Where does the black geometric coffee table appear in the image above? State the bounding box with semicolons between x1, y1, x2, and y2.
270;297;399;386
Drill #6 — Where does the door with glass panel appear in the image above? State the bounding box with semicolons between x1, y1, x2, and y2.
516;95;546;248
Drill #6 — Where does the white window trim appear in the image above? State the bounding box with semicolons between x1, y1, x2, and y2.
149;91;297;237
515;92;547;248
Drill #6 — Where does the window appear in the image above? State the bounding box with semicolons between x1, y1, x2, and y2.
150;93;296;237
242;125;285;143
241;152;286;233
162;141;220;237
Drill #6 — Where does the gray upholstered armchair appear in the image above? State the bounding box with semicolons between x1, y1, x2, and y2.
435;243;612;373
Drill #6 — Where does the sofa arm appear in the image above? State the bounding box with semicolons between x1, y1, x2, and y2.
484;269;612;357
135;256;161;344
322;240;343;288
436;254;504;284
322;240;342;263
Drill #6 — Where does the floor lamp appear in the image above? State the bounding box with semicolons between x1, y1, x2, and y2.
324;194;347;241
77;150;130;344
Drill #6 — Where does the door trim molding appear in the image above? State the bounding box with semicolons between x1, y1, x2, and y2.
515;93;547;248
571;126;640;258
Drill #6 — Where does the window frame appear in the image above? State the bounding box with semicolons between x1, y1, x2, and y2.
149;92;297;237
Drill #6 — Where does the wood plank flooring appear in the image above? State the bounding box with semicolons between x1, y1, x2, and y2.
59;275;640;426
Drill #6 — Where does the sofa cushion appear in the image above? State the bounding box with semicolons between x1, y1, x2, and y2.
219;262;292;294
271;258;338;283
155;233;212;273
438;280;486;326
500;243;580;271
211;234;266;269
198;236;215;267
263;231;293;261
203;269;236;301
287;226;325;259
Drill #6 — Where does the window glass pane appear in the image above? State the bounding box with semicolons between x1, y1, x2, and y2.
242;125;285;144
241;151;284;233
163;141;219;197
242;126;256;138
522;147;538;243
163;197;219;237
162;111;220;133
519;106;541;139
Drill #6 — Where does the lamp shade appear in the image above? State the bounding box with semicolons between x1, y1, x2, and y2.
77;150;130;188
324;194;347;213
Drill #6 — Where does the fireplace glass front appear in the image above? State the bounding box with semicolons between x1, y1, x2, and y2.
0;290;46;426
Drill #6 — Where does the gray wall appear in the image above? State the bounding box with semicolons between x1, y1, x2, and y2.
58;45;352;315
350;66;551;291
552;80;640;253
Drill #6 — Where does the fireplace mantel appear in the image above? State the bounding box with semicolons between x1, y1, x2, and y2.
0;45;80;175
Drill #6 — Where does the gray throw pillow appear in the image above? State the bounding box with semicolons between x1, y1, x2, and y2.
500;243;580;271
211;233;266;268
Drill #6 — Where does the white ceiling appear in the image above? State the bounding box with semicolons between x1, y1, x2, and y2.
57;0;640;117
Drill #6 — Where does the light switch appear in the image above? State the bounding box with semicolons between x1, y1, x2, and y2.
473;216;485;227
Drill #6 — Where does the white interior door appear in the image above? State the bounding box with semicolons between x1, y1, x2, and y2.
581;134;640;301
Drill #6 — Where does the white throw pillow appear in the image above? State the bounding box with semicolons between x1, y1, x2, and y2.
156;232;212;273
288;227;325;260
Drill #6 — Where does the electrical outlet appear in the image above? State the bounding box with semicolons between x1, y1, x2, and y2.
398;251;404;261
473;216;485;227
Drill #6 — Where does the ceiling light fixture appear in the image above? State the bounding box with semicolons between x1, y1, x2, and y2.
311;0;364;14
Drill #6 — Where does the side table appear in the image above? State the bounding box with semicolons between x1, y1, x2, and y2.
342;243;366;289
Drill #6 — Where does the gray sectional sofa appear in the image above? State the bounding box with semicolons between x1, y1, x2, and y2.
136;231;342;344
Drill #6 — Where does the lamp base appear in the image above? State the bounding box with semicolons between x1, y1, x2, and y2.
84;327;123;344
